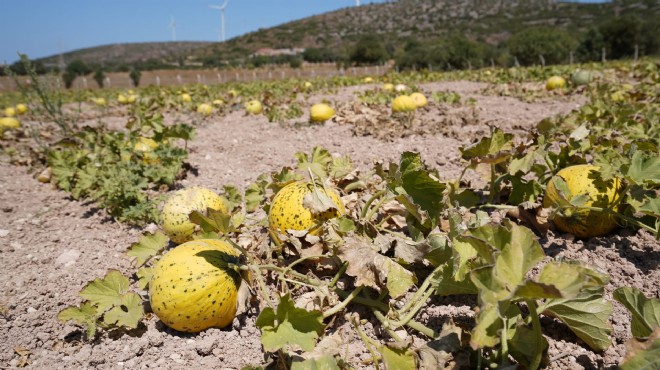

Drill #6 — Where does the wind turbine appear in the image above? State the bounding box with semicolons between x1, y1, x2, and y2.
209;0;229;42
356;0;361;6
168;16;177;41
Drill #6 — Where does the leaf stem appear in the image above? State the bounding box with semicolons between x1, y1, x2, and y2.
323;286;363;318
525;299;544;370
361;189;386;220
397;263;445;314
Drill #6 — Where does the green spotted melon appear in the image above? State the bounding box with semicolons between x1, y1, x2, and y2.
268;181;345;242
162;187;228;244
543;164;623;238
149;239;241;333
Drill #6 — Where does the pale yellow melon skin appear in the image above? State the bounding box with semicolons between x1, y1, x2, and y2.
310;103;335;123
268;182;345;241
392;95;416;113
543;164;623;238
150;239;241;333
162;187;228;244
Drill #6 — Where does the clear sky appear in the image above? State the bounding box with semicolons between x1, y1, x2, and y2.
0;0;609;65
0;0;388;64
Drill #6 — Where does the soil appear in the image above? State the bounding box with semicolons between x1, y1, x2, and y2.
0;81;657;369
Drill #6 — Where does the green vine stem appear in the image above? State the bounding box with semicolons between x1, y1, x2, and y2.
397;263;445;314
349;313;382;370
361;189;386;220
389;288;434;329
324;286;363;319
365;195;391;222
525;299;544;370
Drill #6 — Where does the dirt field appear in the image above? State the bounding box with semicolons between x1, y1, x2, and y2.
0;81;657;369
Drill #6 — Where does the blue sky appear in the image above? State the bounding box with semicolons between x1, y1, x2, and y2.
0;0;388;64
0;0;610;64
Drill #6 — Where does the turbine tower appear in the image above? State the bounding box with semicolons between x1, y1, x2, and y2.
209;0;229;42
168;16;177;41
356;0;361;6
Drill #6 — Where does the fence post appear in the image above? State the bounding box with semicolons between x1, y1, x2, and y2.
197;74;201;84
601;47;606;63
105;77;111;87
82;77;88;89
539;54;545;67
569;51;574;65
467;60;472;70
634;44;639;61
177;75;182;85
514;56;520;67
235;72;239;82
490;58;495;68
217;73;222;83
156;76;160;86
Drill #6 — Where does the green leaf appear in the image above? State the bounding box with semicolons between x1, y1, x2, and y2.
460;128;514;161
136;267;153;290
256;293;324;352
126;231;168;267
57;302;99;338
329;155;353;179
492;222;545;289
296;146;332;179
613;287;660;339
541;293;613;351
509;324;548;370
102;292;144;329
509;177;543;205
429;263;478;296
223;185;243;210
380;343;416;370
291;355;340;370
400;166;446;228
79;270;130;312
245;174;269;213
620;331;660;370
386;259;417;299
626;151;660;185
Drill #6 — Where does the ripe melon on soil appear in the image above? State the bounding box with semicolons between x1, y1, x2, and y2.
268;181;345;241
162;187;228;244
543;164;624;238
149;239;242;333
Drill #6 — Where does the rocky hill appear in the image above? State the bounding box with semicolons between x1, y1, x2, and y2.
36;0;659;69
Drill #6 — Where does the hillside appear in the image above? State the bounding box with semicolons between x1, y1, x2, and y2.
36;0;659;69
37;42;212;70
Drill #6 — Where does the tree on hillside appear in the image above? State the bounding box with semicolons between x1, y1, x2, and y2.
129;68;141;87
62;59;92;89
507;28;577;66
598;16;659;59
350;35;389;66
93;69;106;88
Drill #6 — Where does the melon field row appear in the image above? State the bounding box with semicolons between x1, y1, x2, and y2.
0;57;658;369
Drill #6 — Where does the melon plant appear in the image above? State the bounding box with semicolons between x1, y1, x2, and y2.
543;164;624;238
268;181;345;242
162;187;228;244
149;239;242;333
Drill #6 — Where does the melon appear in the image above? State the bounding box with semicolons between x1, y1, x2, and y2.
392;95;416;113
162;187;228;244
150;239;242;333
310;103;335;123
268;181;345;242
543;164;623;238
